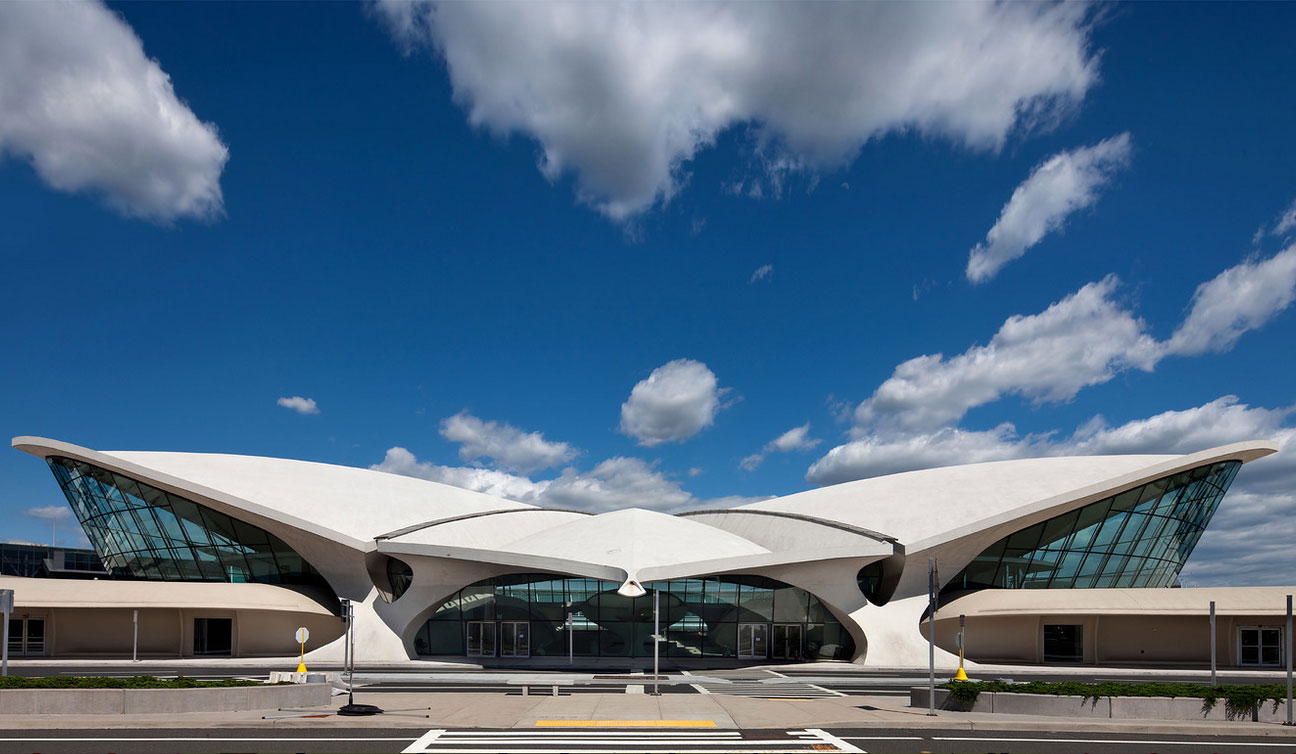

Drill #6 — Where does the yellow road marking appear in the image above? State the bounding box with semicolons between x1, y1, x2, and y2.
535;720;717;728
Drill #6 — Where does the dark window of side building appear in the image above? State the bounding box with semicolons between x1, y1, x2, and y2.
193;618;233;656
1042;624;1083;663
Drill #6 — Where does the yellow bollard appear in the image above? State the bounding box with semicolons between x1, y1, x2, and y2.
953;628;969;681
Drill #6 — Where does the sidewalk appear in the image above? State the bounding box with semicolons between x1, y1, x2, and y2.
3;689;1296;738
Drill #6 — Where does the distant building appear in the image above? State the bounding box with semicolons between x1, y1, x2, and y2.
0;542;104;579
5;435;1290;668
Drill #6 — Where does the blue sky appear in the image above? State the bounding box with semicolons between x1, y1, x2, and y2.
2;1;1294;586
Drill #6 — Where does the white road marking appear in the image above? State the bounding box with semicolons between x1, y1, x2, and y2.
681;668;711;694
935;737;1296;747
802;728;865;753
0;738;417;743
400;728;864;753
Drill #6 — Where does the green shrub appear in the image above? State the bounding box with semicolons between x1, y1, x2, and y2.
939;679;1289;720
0;675;263;689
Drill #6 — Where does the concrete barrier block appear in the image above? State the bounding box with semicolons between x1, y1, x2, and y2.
908;686;987;712
0;690;39;715
1255;699;1293;724
124;687;251;714
992;692;1109;718
35;690;125;714
1167;696;1226;721
1110;695;1173;719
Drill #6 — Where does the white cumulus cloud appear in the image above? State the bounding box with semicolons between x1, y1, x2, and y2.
967;132;1132;283
374;1;1098;219
373;447;766;513
277;396;319;415
620;359;730;446
0;1;228;221
741;423;821;471
1164;246;1296;357
854;276;1159;434
439;411;577;473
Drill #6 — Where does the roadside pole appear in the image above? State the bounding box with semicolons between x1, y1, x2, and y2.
132;609;139;662
1286;594;1292;726
1210;601;1217;686
566;610;573;665
927;558;936;716
0;589;12;676
653;590;663;699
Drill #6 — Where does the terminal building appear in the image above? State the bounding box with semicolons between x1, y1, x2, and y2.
3;435;1290;668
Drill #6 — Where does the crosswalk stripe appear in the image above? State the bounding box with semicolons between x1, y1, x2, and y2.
403;728;864;753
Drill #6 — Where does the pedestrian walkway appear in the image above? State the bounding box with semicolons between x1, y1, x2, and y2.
400;727;864;753
689;669;844;699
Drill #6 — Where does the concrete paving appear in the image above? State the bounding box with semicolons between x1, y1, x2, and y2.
1;688;1295;739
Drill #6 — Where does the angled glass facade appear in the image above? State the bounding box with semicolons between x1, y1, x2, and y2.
47;456;331;591
944;461;1241;594
415;573;855;661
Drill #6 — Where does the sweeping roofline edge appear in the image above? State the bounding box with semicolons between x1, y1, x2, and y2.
12;436;1278;559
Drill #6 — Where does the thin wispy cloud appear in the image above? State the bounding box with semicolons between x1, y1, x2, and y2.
440;411;577;474
749;264;774;284
277;396;320;415
967;133;1132;283
741;423;820;471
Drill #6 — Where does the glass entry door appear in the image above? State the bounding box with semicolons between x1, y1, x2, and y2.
738;623;768;659
772;624;802;661
466;621;496;657
7;618;45;656
1240;626;1283;666
499;621;530;658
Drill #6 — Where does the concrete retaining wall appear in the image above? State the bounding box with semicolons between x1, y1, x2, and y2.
0;683;330;714
910;687;1296;722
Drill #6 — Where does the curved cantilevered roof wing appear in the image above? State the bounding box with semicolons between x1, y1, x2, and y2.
739;441;1277;553
12;436;532;549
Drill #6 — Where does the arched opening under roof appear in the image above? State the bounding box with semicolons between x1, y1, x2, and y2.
411;573;855;662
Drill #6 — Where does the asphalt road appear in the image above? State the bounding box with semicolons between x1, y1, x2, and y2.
0;726;1291;754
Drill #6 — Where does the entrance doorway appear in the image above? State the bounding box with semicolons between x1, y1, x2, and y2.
738;623;768;659
7;618;45;656
1042;624;1083;663
499;621;529;658
1239;626;1284;666
466;621;496;657
772;624;802;661
193;617;232;656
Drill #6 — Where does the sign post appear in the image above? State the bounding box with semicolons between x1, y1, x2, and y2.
133;609;139;663
0;589;13;677
295;626;310;673
653;590;663;699
1286;595;1292;726
927;558;937;716
566;611;574;665
1210;601;1217;686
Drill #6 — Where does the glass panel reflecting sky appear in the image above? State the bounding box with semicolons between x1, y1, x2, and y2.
944;461;1240;594
47;456;331;593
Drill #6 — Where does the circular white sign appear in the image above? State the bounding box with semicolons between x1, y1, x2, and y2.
295;627;310;644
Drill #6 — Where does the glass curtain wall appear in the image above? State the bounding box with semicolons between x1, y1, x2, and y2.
414;573;855;661
944;461;1240;594
46;456;332;592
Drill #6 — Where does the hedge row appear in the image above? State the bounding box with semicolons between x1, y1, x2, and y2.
941;679;1290;718
0;675;264;689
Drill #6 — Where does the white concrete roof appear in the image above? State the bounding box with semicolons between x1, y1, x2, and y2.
0;576;336;614
939;585;1296;618
741;442;1276;552
12;437;530;545
504;508;771;572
